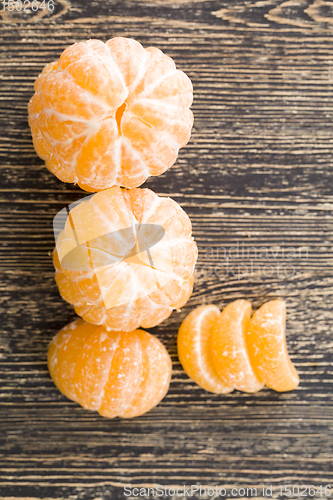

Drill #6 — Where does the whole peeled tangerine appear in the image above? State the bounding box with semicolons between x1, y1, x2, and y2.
48;319;172;418
28;37;194;192
53;186;198;332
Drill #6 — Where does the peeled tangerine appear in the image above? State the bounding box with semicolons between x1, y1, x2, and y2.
28;37;193;192
54;186;197;332
48;319;172;418
178;300;299;394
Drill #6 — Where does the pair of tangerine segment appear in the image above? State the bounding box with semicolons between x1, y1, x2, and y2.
28;37;193;192
178;299;299;394
53;186;197;331
48;319;172;418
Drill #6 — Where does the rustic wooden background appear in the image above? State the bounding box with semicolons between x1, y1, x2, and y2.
1;0;333;498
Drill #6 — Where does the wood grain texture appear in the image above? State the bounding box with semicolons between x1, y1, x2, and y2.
1;0;333;498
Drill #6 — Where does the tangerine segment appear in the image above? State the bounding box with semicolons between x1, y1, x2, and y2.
210;300;264;393
116;329;172;418
28;37;193;191
54;186;197;316
97;332;144;418
48;320;172;418
246;300;299;392
53;249;103;307
169;273;194;311
47;319;98;402
177;305;233;394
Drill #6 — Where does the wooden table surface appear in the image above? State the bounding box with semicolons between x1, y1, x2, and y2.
1;1;333;499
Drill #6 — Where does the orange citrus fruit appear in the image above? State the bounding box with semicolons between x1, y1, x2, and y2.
28;37;193;191
48;319;172;418
177;305;233;394
246;300;299;392
53;186;197;331
177;300;299;394
210;300;264;393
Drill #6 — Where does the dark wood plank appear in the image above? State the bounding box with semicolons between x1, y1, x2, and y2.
1;0;333;498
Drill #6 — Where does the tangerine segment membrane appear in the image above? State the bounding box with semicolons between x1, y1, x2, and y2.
48;320;172;418
210;300;264;393
28;37;193;191
177;305;233;394
246;300;299;392
53;186;197;320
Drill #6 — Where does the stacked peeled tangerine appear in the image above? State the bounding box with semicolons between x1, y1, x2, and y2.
177;300;299;394
29;37;198;418
53;186;197;332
